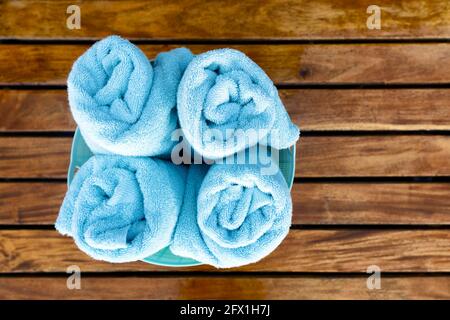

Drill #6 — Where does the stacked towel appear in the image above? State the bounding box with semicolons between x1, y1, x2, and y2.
177;48;299;160
60;36;298;267
56;155;187;263
171;163;292;268
68;35;193;156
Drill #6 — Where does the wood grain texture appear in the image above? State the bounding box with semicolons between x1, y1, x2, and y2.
0;183;65;224
0;137;70;179
1;229;449;273
3;182;450;225
294;183;450;225
1;276;449;299
4;136;450;178
0;90;74;132
284;89;450;131
4;89;450;132
1;0;450;40
1;0;449;301
297;135;450;177
2;44;450;85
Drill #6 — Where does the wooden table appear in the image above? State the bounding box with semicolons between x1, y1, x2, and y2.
1;0;450;299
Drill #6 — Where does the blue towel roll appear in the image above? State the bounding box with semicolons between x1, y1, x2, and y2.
56;155;187;263
171;163;292;268
68;35;193;156
177;48;299;159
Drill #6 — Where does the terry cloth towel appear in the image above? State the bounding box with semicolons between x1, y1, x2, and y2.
170;163;292;268
177;48;299;159
56;155;187;263
68;35;193;156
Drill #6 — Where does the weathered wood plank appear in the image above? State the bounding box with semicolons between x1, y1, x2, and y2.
3;136;450;178
1;44;450;85
2;182;450;225
1;275;449;299
0;137;71;179
4;89;450;132
0;229;449;272
1;0;449;40
293;183;450;225
297;135;450;177
0;183;65;224
283;89;450;131
0;90;73;132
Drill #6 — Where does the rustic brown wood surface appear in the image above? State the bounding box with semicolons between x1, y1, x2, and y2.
0;229;449;273
2;44;450;85
0;0;449;300
1;276;449;300
4;136;450;178
1;0;449;40
2;182;450;225
297;135;450;177
4;89;450;132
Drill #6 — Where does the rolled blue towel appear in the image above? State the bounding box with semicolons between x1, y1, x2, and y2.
56;155;187;263
170;163;292;268
177;48;299;159
68;35;193;156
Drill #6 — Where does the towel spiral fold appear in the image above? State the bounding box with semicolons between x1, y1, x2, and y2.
177;48;299;159
171;164;292;268
56;155;187;263
68;35;193;156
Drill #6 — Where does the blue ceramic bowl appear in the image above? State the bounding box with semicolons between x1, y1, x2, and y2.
68;128;296;267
